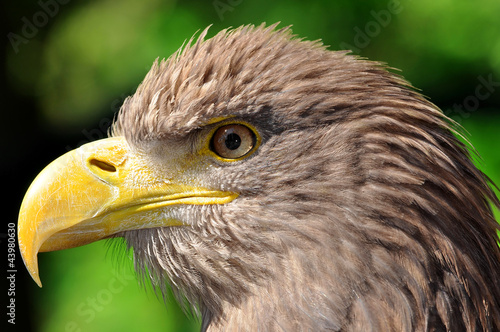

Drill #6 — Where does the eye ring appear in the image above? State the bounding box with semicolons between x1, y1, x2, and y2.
210;123;258;160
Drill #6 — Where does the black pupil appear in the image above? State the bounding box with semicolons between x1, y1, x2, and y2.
225;133;241;150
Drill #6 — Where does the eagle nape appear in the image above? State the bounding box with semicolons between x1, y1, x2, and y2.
18;24;500;331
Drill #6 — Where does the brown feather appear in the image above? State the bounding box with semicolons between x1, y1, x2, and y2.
113;24;500;331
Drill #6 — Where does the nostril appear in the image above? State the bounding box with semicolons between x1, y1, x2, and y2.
89;159;117;172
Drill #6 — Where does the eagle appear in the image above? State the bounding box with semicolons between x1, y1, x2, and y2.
18;24;500;331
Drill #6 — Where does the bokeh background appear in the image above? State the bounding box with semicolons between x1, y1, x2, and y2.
2;0;499;331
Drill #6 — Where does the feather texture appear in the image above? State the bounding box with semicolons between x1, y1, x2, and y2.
113;24;500;331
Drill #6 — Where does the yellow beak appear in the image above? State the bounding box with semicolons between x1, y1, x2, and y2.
18;137;237;287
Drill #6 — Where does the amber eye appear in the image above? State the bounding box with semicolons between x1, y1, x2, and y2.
211;124;256;159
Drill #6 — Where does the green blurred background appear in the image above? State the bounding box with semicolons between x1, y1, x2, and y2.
2;0;499;331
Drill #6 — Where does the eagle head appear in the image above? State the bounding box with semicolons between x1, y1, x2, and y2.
18;24;500;331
